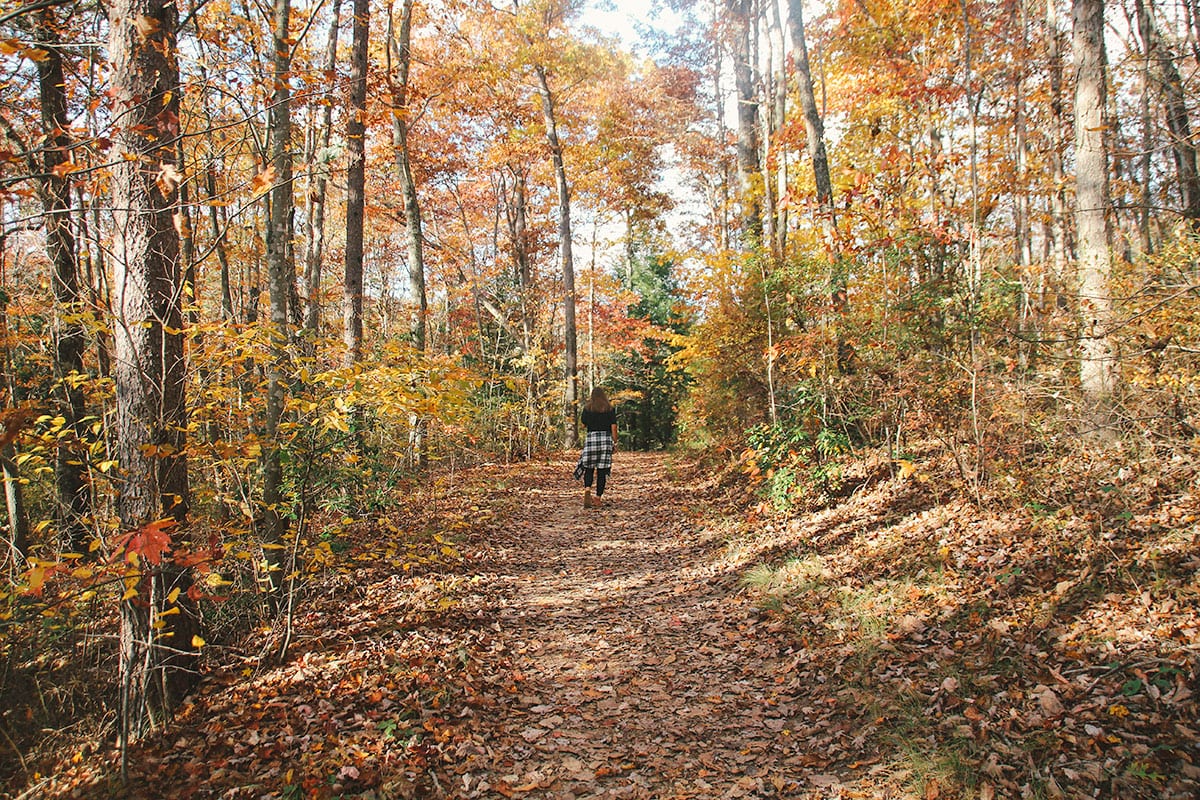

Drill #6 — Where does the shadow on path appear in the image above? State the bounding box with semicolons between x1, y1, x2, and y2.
455;452;815;799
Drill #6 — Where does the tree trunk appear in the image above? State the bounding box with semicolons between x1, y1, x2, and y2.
262;0;295;588
1137;21;1154;256
786;0;850;370
785;0;835;229
1013;1;1032;271
1046;0;1070;277
343;0;368;366
1136;0;1200;227
389;0;427;352
34;8;92;554
767;0;788;258
389;0;428;465
505;166;534;352
2;446;27;563
1072;0;1118;436
304;0;342;336
534;64;579;449
728;0;762;243
107;0;197;758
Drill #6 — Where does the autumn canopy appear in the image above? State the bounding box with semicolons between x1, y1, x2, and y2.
0;0;1197;796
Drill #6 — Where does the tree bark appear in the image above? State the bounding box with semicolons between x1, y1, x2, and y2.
303;0;342;336
505;165;534;352
389;0;427;351
785;0;834;227
1046;0;1070;276
343;0;368;365
34;8;92;554
107;0;197;757
534;64;579;449
389;0;427;464
728;0;762;243
1072;0;1118;436
766;0;788;258
1136;0;1200;227
262;0;295;586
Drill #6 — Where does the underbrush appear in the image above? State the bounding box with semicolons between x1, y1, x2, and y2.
0;463;492;799
736;438;1200;799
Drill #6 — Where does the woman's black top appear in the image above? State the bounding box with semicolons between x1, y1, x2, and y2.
581;408;616;433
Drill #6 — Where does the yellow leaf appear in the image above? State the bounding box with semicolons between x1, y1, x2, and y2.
26;565;46;594
897;459;917;480
191;635;206;649
166;586;181;604
122;587;139;601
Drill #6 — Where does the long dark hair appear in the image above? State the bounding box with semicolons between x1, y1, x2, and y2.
584;386;613;414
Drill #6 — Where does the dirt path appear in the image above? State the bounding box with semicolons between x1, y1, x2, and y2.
455;452;813;799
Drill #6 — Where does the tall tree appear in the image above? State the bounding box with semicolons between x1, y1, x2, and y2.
343;0;368;365
389;0;427;350
262;0;295;584
389;0;428;464
33;7;92;553
1045;0;1070;273
784;0;834;239
534;61;580;448
106;0;197;752
303;0;342;336
1135;0;1200;227
1072;0;1117;435
727;0;761;242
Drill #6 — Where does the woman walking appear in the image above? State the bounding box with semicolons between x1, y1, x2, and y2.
578;387;618;508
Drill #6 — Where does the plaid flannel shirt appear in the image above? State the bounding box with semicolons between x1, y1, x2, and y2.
577;430;613;471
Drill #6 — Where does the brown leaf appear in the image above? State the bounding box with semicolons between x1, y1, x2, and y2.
250;166;276;195
133;14;161;40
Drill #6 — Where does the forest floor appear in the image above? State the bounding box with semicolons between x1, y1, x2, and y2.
11;448;1200;799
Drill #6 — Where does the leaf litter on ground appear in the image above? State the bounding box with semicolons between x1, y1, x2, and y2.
11;447;1198;800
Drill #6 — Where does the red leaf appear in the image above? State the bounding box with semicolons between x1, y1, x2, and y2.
115;518;176;565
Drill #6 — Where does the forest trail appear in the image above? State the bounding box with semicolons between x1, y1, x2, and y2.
455;452;815;798
104;451;834;800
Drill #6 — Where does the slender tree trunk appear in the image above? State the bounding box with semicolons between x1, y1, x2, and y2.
107;0;198;760
1047;0;1070;277
204;164;234;322
505;166;534;351
712;0;731;252
1014;1;1032;271
343;0;368;365
1136;0;1200;227
760;0;780;263
262;0;295;588
785;0;834;229
0;270;29;564
534;64;579;449
1138;24;1154;256
1073;0;1118;436
786;0;849;370
304;0;342;336
34;9;92;554
389;0;427;465
767;0;788;257
2;446;27;564
389;0;426;351
728;0;762;243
